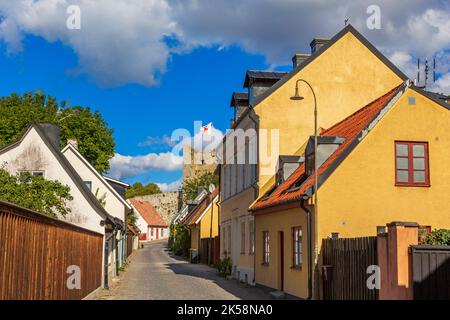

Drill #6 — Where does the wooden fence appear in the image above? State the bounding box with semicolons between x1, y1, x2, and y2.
411;245;450;300
322;236;378;300
0;200;103;300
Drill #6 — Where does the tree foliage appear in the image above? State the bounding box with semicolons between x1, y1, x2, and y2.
125;182;161;199
169;223;190;257
423;229;450;246
0;91;115;173
0;168;73;218
182;172;218;203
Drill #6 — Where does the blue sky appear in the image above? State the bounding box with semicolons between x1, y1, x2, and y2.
0;33;289;187
0;1;449;191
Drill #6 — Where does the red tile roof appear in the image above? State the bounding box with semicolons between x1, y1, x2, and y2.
183;188;219;226
130;199;168;227
250;83;405;213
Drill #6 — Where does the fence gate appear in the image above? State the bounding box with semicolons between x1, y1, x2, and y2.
322;237;378;300
411;245;450;300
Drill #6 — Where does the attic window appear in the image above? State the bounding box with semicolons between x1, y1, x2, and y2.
306;153;315;176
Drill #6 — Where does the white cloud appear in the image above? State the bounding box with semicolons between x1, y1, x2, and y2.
0;0;176;86
156;179;181;192
190;124;224;152
138;134;176;148
1;1;449;87
108;151;182;180
430;73;450;95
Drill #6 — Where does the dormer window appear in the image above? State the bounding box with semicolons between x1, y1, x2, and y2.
304;136;344;176
276;155;304;185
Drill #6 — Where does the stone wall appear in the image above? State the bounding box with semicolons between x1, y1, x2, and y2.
182;144;218;183
134;191;182;224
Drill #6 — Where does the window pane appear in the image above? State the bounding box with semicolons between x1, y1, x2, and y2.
396;158;408;170
397;170;409;183
396;144;408;157
413;158;425;170
413;144;425;157
414;171;426;183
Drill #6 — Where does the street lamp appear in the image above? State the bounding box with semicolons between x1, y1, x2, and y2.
291;79;318;299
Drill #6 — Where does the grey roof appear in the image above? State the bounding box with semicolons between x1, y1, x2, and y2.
0;122;118;228
230;92;249;107
244;70;288;88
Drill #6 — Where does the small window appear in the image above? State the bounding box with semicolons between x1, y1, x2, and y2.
292;227;302;268
20;170;44;178
395;142;430;187
262;231;270;265
240;221;246;254
84;181;92;191
151;228;154;236
161;229;164;237
249;220;255;255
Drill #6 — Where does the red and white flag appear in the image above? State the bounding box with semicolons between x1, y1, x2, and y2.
200;122;212;135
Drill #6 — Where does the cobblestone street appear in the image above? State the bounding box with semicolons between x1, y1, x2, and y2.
94;240;271;300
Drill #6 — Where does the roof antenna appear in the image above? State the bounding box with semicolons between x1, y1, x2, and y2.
425;59;429;87
417;58;420;85
344;17;350;26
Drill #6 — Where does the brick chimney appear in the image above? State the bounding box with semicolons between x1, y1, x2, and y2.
310;38;330;54
292;53;311;68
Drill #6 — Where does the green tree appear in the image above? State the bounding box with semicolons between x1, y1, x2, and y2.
182;172;218;203
0;91;115;173
125;182;161;199
0;168;73;218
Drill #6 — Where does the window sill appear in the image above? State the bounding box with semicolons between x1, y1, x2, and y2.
261;262;269;267
240;252;246;255
395;183;431;188
290;265;302;271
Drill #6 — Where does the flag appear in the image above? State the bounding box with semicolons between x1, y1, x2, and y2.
200;122;212;135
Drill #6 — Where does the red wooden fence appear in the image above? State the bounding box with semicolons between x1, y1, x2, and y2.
0;200;103;300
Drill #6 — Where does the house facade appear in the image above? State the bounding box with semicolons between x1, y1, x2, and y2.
219;24;407;286
62;143;132;277
250;82;450;299
130;199;169;241
0;122;120;288
182;189;220;264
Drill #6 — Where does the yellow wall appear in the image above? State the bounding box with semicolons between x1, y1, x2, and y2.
190;225;199;250
317;88;450;242
220;188;255;269
199;197;220;239
255;208;311;299
255;31;404;190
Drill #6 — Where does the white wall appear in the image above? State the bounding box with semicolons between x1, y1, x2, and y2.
147;226;169;241
0;127;104;234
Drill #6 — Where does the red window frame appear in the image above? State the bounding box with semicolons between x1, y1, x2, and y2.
395;141;430;187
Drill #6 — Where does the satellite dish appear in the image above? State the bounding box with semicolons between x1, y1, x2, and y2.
208;184;216;193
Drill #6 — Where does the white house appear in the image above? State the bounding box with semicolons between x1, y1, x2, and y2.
62;142;133;279
129;199;169;241
0;122;120;288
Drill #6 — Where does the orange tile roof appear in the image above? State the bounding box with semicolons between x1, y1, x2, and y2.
183;188;219;226
250;83;406;213
130;199;168;227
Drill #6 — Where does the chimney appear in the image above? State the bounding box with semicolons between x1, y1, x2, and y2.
292;53;310;68
68;138;78;150
310;38;330;54
39;123;60;148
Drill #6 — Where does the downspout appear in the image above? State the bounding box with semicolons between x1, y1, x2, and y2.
300;197;313;300
248;105;259;286
104;232;115;289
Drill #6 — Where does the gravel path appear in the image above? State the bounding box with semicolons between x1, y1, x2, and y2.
95;240;271;300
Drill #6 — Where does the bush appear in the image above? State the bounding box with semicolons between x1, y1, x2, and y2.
169;223;190;257
215;257;232;277
423;229;450;246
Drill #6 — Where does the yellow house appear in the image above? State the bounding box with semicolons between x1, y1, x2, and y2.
183;189;220;264
219;24;407;285
250;82;450;299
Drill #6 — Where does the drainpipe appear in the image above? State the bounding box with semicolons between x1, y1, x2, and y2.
300;197;313;300
104;232;115;289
